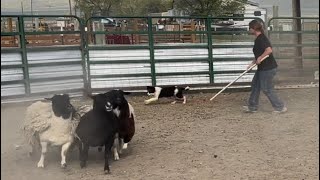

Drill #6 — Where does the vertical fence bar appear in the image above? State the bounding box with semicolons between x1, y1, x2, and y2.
147;17;156;86
206;17;214;84
18;16;31;95
79;18;90;95
84;18;92;95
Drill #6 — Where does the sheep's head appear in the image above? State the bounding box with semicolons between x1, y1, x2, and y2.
104;89;130;109
89;90;130;113
45;94;74;119
90;93;113;112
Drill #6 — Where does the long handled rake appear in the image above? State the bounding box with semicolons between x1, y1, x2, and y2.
210;55;269;101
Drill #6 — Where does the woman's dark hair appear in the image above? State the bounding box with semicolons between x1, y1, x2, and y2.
249;19;265;34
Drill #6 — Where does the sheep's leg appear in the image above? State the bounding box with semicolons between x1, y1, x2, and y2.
119;138;125;154
79;143;89;168
104;140;114;174
60;142;72;168
112;134;120;161
37;142;48;168
98;146;103;152
123;142;128;150
29;145;35;157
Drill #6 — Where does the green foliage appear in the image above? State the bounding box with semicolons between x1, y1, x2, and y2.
73;0;120;18
73;0;247;17
174;0;247;16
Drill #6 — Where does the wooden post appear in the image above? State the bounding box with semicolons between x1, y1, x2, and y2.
133;19;140;44
292;0;303;70
8;18;13;32
191;20;196;43
8;18;14;46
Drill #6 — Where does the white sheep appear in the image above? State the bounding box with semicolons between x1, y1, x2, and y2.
21;94;79;168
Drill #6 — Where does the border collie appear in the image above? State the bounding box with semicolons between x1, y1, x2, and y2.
144;86;190;104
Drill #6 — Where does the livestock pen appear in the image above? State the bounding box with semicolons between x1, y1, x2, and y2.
1;15;319;179
1;15;318;102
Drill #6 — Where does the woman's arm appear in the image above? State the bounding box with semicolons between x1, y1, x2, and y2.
256;47;272;64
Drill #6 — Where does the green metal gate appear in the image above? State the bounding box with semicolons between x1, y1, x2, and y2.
1;15;318;101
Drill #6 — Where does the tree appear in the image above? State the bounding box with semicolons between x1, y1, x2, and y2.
73;0;120;18
174;0;247;16
116;0;172;16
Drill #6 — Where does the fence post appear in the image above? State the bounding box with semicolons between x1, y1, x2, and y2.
147;17;156;86
292;0;303;71
206;18;214;84
79;18;91;95
18;16;31;95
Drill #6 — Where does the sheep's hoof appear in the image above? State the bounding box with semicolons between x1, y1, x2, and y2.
123;143;128;149
114;154;119;161
98;147;102;152
29;151;34;157
104;170;111;174
80;161;86;168
37;162;44;168
61;163;67;169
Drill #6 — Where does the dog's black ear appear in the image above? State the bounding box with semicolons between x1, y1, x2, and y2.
123;91;131;95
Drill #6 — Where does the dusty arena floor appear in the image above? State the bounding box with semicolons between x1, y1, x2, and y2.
1;88;319;180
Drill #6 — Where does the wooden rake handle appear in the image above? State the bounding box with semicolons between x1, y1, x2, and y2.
210;55;269;101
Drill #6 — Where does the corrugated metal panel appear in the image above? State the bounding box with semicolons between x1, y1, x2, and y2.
1;50;84;97
213;61;257;71
1;44;256;97
156;75;210;86
155;49;208;59
156;62;208;73
89;49;151;88
31;79;83;93
214;73;255;83
29;65;83;79
1;53;22;65
90;64;150;75
89;50;150;61
1;84;25;96
91;77;152;88
1;68;24;81
27;50;82;64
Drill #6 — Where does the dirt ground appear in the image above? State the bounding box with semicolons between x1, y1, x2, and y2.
1;88;319;180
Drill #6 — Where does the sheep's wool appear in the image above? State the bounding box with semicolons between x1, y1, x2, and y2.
22;101;80;146
77;105;92;117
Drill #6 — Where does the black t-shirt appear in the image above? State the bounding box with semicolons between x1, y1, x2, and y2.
253;34;278;71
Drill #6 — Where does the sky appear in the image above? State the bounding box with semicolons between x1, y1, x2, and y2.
1;0;319;17
253;0;319;17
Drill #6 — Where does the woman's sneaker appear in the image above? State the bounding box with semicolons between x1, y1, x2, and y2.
273;107;288;114
243;106;257;113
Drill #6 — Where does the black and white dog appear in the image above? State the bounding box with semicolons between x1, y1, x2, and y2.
144;86;190;104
